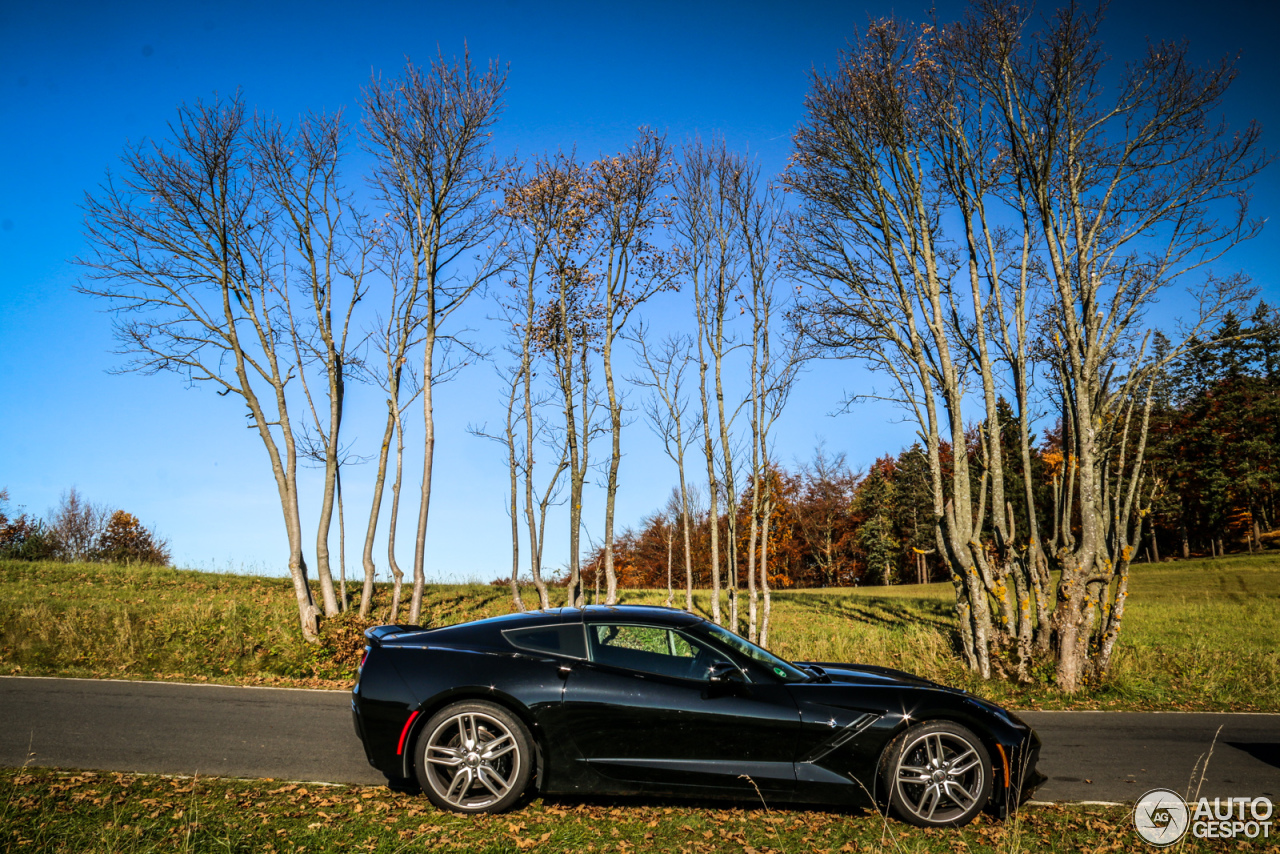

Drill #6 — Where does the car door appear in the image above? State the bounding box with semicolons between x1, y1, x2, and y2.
560;621;801;795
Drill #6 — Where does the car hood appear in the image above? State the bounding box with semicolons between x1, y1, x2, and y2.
790;662;1032;745
794;661;949;691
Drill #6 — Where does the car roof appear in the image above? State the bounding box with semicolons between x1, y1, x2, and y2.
413;603;705;639
579;604;704;627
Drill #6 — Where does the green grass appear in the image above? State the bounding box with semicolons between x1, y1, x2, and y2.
1;556;1277;709
5;766;1258;854
619;555;1280;711
0;561;521;689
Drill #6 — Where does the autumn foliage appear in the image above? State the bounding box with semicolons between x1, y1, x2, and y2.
0;489;170;566
582;449;940;591
92;511;171;566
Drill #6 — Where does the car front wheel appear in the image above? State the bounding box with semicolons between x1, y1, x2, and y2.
881;720;992;827
414;701;533;814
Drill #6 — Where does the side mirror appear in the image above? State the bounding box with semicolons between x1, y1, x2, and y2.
707;661;746;684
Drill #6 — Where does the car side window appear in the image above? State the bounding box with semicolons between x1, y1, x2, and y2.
503;625;587;658
588;623;733;681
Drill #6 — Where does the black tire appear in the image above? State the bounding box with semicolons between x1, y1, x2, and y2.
879;721;992;827
413;701;534;814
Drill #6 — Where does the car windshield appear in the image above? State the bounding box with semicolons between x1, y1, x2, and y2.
699;622;811;682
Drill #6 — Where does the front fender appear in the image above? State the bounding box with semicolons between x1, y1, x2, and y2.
786;682;1037;809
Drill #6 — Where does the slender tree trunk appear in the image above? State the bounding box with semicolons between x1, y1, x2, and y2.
314;427;341;617
603;333;621;605
665;519;674;607
698;362;720;625
523;437;554;611
760;497;773;647
745;500;759;642
337;466;347;612
361;409;395;617
521;280;553;611
744;295;762;642
238;337;319;642
716;345;738;630
388;402;407;623
410;327;436;625
527;473;554;610
679;463;694;612
507;375;526;613
563;335;591;609
700;413;721;625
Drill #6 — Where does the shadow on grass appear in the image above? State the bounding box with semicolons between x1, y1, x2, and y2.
781;592;956;634
381;770;874;817
539;792;871;818
778;594;972;664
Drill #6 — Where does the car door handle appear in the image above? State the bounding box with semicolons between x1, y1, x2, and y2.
557;665;572;679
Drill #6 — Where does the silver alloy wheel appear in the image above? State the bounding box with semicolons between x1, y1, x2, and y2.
422;711;522;810
893;729;986;824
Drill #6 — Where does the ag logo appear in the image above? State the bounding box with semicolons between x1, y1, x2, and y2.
1134;788;1189;846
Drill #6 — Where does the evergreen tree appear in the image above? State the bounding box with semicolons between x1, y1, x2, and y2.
853;458;899;585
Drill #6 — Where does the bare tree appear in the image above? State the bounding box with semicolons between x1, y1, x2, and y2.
673;138;750;626
359;227;425;619
789;16;1019;678
47;489;110;563
364;53;508;625
983;2;1265;690
594;132;674;605
504;153;604;608
78;95;323;640
631;328;701;611
544;276;604;609
788;3;1265;690
735;167;804;644
497;177;576;611
257;111;373;618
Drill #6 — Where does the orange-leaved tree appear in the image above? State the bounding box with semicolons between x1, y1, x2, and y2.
92;511;171;566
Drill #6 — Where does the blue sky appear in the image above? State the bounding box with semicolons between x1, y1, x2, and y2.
1;0;1277;579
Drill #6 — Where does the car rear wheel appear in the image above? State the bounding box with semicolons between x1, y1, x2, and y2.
414;701;533;814
881;721;992;827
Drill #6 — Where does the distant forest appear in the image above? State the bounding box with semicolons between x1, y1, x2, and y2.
578;305;1280;591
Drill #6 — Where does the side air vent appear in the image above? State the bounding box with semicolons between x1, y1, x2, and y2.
800;713;881;764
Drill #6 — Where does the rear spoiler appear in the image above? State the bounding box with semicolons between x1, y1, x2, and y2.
364;624;425;646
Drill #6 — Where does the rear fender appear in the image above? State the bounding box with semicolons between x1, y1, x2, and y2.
398;684;543;779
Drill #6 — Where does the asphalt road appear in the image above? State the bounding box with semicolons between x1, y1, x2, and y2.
0;676;384;786
1;676;1276;804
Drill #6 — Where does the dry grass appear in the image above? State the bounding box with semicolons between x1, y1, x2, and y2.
0;561;514;687
8;767;1269;854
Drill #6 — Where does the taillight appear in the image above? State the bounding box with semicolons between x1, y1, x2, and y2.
360;648;370;670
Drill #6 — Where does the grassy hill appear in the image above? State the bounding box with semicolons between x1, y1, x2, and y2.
1;556;1276;711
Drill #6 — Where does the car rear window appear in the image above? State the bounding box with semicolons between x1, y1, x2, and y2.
503;624;587;658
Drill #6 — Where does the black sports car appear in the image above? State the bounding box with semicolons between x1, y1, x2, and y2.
351;604;1042;827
